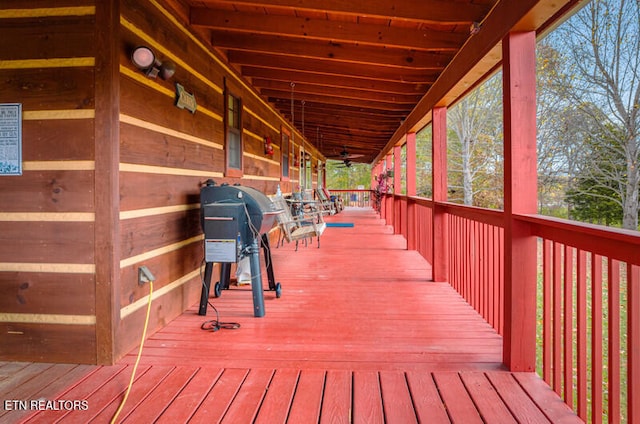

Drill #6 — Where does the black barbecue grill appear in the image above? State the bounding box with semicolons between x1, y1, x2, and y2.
198;179;282;317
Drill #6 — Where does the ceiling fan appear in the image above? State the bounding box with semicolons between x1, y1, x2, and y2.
337;159;353;168
328;146;364;161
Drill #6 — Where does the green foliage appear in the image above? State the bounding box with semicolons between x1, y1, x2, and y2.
567;179;623;225
565;123;627;225
325;160;371;189
415;126;433;198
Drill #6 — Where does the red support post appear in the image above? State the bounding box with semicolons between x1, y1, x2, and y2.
502;31;538;371
386;153;393;225
432;107;448;282
406;133;417;250
371;162;377;191
393;145;402;234
394;145;402;195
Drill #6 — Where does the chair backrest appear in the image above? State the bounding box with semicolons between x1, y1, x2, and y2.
315;188;329;202
271;194;293;223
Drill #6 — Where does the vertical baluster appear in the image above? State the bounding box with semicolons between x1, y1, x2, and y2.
563;245;574;408
627;264;639;424
543;239;552;385
608;259;620;424
592;254;603;424
553;241;562;394
577;249;587;420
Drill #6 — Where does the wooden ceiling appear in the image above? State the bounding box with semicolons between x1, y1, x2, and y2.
171;0;576;164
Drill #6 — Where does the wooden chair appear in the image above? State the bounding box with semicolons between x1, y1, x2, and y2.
271;194;326;250
314;188;336;215
322;188;344;213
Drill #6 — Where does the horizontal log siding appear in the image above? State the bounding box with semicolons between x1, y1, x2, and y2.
1;0;322;364
0;2;98;363
114;0;317;360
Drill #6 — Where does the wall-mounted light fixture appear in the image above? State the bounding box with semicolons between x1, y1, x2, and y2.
131;46;175;80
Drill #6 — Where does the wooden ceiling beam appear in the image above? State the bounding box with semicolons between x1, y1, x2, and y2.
288;113;403;130
253;79;423;104
293;117;397;134
270;98;408;118
211;32;453;69
227;52;438;83
192;8;467;50
261;89;414;110
194;0;493;25
305;127;395;141
243;66;432;94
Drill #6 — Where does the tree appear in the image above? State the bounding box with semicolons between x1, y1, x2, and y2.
547;0;640;229
325;160;371;189
415;126;433;198
566;123;628;225
447;74;504;208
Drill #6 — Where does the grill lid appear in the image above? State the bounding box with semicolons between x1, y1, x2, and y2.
200;179;279;235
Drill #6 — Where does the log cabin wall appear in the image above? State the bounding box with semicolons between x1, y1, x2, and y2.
0;1;101;364
0;0;321;365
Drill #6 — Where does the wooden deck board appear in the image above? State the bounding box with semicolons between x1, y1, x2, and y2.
379;371;417;423
434;372;484;424
352;371;384;424
3;208;581;423
154;367;223;424
253;368;299;424
24;365;128;424
461;372;518;424
220;368;273;423
487;372;553;423
122;366;199;423
286;369;325;424
319;370;352;424
405;371;450;423
188;368;248;423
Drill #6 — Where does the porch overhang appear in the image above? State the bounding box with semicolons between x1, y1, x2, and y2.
165;0;584;164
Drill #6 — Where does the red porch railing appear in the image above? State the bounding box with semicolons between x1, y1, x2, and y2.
362;191;640;424
326;189;372;208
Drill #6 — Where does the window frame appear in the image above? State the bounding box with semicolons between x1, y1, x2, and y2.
281;126;290;181
225;90;243;178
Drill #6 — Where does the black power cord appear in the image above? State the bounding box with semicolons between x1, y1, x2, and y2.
199;258;241;332
200;299;241;332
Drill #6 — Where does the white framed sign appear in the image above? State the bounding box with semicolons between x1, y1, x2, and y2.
0;103;22;176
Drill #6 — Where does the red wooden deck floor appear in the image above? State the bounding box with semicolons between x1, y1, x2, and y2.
3;207;581;423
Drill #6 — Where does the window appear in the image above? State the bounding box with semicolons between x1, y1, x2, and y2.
281;129;290;180
226;93;242;174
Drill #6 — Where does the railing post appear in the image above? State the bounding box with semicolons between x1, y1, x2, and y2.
432;107;448;282
406;132;417;250
502;31;538;371
394;145;402;234
386;153;393;225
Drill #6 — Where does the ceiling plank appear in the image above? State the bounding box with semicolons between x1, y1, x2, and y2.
261;89;414;111
192;8;467;50
227;52;439;82
211;32;453;69
194;0;493;24
243;66;432;94
252;79;424;104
